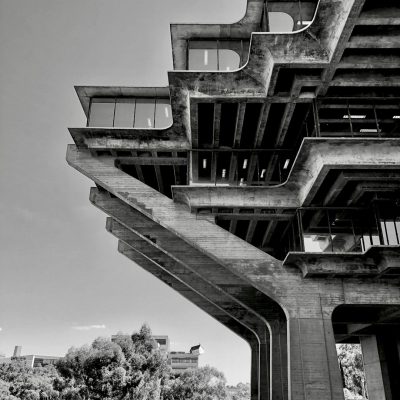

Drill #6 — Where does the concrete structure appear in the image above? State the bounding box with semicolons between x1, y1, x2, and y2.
168;350;199;373
13;345;22;358
0;346;61;368
67;1;400;399
167;344;204;374
152;335;170;355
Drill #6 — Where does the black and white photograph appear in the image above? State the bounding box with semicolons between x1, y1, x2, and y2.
1;1;399;399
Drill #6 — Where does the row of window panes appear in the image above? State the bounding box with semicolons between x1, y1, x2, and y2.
88;98;172;128
286;206;400;254
303;220;400;253
170;358;198;363
188;41;247;71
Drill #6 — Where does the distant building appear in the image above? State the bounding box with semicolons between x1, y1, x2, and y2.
152;335;170;355
167;345;204;373
111;334;203;374
13;346;22;358
0;346;61;368
168;351;198;372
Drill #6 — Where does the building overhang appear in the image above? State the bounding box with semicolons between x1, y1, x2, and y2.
172;138;400;210
69;127;189;150
284;246;400;277
75;86;171;118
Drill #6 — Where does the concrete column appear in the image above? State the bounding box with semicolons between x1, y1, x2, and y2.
270;319;288;400
375;332;400;400
260;342;270;400
360;335;387;400
288;317;344;400
249;340;260;400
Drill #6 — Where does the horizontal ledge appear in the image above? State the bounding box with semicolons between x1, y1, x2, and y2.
115;157;187;166
283;246;400;278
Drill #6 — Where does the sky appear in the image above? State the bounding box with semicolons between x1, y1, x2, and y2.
0;0;257;384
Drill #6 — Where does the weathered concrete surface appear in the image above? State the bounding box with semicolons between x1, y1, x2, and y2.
360;336;387;400
172;138;400;210
284;247;400;277
92;189;287;399
117;240;262;400
69;127;190;150
66;1;400;399
71;1;376;150
170;1;318;69
67;145;400;400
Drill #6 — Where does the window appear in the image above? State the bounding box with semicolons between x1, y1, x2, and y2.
188;40;244;71
114;99;135;127
188;41;218;70
88;97;172;128
89;99;115;127
268;12;294;32
170;357;197;364
135;99;156;128
155;99;172;128
218;49;241;71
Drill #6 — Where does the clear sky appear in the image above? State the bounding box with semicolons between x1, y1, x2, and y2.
0;0;294;384
0;0;256;384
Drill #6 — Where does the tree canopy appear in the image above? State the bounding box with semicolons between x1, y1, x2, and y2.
0;324;239;400
56;324;168;400
0;361;62;400
337;344;367;400
163;365;228;400
227;382;250;400
0;331;370;400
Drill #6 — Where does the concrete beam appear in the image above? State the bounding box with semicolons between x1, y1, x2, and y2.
346;36;400;49
357;8;400;25
115;157;187;166
107;219;273;399
331;73;400;87
284;247;400;278
173;138;400;210
67;145;400;400
117;241;261;400
69;128;190;151
110;221;269;339
322;171;400;206
338;55;400;69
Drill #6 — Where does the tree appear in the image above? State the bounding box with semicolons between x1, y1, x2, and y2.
56;323;168;399
0;361;62;400
1;324;244;400
163;365;228;400
337;344;367;399
226;382;250;400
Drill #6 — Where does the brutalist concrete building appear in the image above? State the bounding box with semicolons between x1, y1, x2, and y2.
67;1;400;399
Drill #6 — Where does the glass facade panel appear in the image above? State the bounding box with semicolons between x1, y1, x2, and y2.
89;99;115;127
114;100;135;127
188;49;218;70
88;97;171;128
135;99;156;128
155;99;172;128
269;12;294;32
361;234;380;251
380;220;400;245
219;49;240;71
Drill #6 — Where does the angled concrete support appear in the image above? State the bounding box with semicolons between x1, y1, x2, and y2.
117;241;261;399
67;146;400;400
90;188;290;399
113;225;271;399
